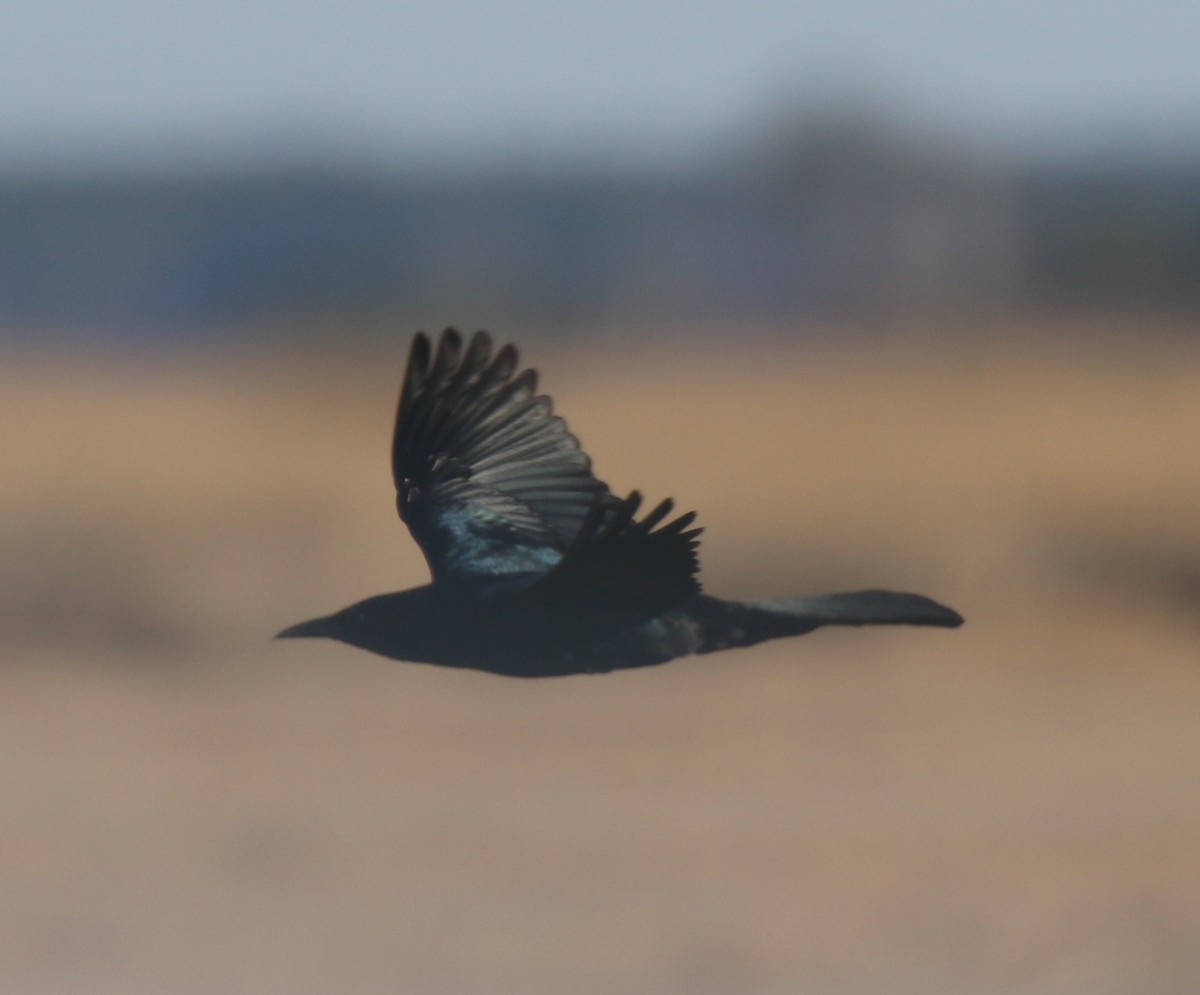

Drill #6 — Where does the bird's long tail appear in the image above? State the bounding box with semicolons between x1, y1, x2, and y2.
692;591;962;655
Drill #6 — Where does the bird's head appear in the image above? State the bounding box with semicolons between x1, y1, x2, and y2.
276;588;439;660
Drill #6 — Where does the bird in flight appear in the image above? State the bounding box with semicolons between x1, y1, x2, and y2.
278;329;962;676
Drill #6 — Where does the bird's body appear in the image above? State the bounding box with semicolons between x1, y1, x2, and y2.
279;330;962;676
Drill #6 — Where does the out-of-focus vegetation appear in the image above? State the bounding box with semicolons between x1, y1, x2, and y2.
2;109;1198;339
2;329;1199;993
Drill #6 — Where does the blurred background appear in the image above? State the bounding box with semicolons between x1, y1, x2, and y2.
3;2;1199;992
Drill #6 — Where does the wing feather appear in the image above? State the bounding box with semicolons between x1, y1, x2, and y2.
392;329;615;581
469;491;704;659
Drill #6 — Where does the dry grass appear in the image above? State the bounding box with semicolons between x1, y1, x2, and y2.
2;328;1199;993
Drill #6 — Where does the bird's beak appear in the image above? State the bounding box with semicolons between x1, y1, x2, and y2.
275;616;336;640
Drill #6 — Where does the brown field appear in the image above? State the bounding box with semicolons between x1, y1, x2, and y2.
3;328;1199;994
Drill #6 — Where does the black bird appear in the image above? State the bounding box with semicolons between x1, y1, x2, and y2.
278;329;962;676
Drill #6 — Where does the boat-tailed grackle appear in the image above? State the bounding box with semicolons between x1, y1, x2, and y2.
278;330;962;676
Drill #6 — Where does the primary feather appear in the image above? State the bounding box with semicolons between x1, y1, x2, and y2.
392;329;613;581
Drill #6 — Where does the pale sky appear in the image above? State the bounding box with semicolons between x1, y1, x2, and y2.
2;0;1198;169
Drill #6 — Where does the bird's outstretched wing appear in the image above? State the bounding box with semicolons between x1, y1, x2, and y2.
392;328;614;581
529;490;703;621
469;491;704;666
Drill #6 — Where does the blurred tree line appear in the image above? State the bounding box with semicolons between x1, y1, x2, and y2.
0;111;1196;342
